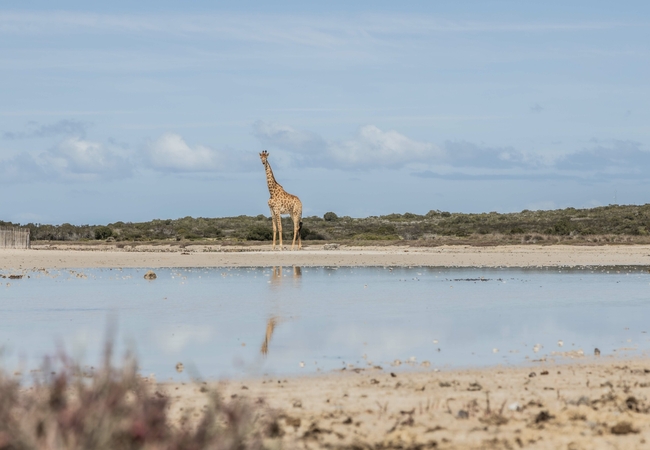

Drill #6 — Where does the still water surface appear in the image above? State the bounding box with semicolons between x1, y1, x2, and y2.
1;266;649;379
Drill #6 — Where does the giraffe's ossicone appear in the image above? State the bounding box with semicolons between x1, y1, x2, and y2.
259;150;303;250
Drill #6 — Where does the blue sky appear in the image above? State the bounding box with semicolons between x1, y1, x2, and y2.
1;1;649;225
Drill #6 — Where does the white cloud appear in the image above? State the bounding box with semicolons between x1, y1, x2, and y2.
329;125;442;168
0;137;131;183
253;121;442;169
145;133;224;172
45;137;130;179
556;139;650;172
254;122;650;182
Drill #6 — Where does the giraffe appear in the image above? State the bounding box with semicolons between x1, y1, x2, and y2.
259;150;302;250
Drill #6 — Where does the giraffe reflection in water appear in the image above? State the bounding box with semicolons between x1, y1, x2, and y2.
260;266;302;356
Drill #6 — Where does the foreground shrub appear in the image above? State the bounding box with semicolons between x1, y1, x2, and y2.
0;343;274;449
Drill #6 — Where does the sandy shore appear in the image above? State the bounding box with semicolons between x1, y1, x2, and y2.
3;243;650;270
163;357;650;449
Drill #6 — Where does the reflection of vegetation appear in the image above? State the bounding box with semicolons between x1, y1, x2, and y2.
6;204;650;244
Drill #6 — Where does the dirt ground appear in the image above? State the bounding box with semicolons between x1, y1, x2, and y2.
3;243;650;270
161;357;650;449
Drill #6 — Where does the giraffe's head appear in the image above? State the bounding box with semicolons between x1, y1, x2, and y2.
259;150;269;165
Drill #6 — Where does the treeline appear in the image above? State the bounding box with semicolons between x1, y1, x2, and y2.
3;204;650;243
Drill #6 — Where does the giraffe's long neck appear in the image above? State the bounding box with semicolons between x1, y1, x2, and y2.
264;162;280;196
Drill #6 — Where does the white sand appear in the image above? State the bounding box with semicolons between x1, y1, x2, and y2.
2;244;650;270
163;357;650;449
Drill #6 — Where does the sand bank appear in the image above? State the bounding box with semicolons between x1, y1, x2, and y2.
2;244;650;270
164;357;650;449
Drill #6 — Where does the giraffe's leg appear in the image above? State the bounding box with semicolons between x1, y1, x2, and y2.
297;216;302;250
291;214;300;251
270;210;277;250
277;215;284;250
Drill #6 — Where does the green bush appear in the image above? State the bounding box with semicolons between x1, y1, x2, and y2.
323;212;338;221
201;226;223;238
300;227;325;240
548;219;572;235
94;226;113;240
246;225;273;241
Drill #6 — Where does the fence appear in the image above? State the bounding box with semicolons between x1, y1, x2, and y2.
0;227;30;249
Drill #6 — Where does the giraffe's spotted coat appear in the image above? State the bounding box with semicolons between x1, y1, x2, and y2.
259;151;303;250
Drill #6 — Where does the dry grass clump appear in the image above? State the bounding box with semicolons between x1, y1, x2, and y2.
0;344;275;450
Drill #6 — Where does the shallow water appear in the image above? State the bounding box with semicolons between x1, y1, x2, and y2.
1;266;649;380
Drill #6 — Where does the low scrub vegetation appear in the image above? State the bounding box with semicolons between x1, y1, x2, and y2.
0;343;276;449
4;204;650;245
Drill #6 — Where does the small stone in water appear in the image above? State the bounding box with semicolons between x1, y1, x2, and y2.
144;270;157;280
175;362;184;373
558;340;564;347
594;348;601;356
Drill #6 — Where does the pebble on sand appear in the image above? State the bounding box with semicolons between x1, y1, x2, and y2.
144;270;157;280
508;402;521;411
